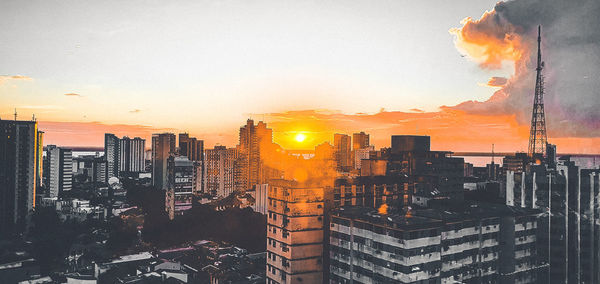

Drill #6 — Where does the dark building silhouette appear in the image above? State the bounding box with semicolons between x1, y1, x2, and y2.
362;135;464;200
0;119;41;235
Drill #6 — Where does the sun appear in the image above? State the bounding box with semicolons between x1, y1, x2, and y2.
294;133;306;143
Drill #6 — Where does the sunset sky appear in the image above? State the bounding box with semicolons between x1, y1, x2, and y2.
1;0;598;154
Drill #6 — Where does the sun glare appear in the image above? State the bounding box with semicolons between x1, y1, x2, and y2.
295;133;306;142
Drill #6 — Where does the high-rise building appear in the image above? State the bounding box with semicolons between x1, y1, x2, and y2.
35;131;44;188
237;119;275;191
333;134;351;172
352;132;369;150
178;133;204;162
178;133;204;193
119;136;145;174
165;156;196;219
0;119;41;235
46;145;73;198
329;202;541;283
505;155;600;283
152;133;176;190
104;133;120;182
205;146;237;197
267;181;324;284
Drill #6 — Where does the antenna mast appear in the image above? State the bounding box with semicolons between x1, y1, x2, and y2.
527;25;548;158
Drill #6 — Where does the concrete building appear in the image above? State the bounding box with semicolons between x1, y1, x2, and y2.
104;133;120;182
267;181;324;284
205;146;238;197
353;146;373;171
352;132;370;151
73;155;106;183
46;145;73;197
334;134;352;172
178;133;204;162
505;155;600;283
0;119;42;235
165;156;196;219
119;136;145;174
252;184;269;215
329;202;541;283
361;136;464;200
152;133;176;190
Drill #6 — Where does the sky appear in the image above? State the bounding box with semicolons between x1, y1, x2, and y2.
1;0;598;154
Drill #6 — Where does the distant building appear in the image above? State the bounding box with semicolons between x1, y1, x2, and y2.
165;156;196;219
152;133;176;190
352;132;369;150
46;145;73;197
362;136;464;199
237;119;276;191
73;155;107;183
353;146;373;170
119;136;145;174
104;133;120;182
178;133;204;193
0;119;41;234
503;152;529;174
267;181;324;284
334;134;351;172
329;202;541;283
205;146;238;197
178;133;204;162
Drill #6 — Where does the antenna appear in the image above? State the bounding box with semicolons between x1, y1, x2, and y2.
492;143;495;164
528;25;548;158
14;108;17;121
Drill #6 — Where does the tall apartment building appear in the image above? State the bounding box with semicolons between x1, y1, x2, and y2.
506;155;600;283
119;137;145;173
267;182;325;284
165;156;196;219
334;134;352;172
205;146;237;197
0;119;41;235
354;146;373;170
178;133;204;161
352;132;369;150
178;133;204;193
237;119;275;191
329;202;541;283
46;145;73;197
104;133;120;182
152;133;176;190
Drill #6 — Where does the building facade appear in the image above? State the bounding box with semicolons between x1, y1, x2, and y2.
46;145;73;197
329;203;540;283
267;182;325;284
205;146;238;197
104;133;120;182
152;133;176;190
165;156;196;219
334;134;352;172
119;136;145;174
0;119;41;235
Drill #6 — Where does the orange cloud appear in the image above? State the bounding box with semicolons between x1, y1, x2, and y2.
449;11;527;70
64;93;82;97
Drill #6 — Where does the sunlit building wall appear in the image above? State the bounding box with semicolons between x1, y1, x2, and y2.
267;183;324;284
205;146;237;197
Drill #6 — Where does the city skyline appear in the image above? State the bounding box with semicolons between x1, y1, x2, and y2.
2;0;599;153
